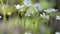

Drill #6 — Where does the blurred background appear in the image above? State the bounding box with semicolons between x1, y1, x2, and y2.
0;0;60;34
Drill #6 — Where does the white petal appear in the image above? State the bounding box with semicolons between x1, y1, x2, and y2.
55;32;60;34
44;8;58;13
43;13;46;16
15;4;20;9
25;13;30;16
25;32;28;34
25;32;31;34
23;0;32;6
56;15;60;20
0;16;2;19
40;14;43;17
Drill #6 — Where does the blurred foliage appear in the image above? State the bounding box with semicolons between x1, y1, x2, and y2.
0;0;60;34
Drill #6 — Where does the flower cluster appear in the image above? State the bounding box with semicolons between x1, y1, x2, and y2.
23;0;33;6
14;4;25;12
55;32;60;34
14;0;58;20
33;3;43;11
0;16;2;19
40;13;49;19
44;8;58;13
14;1;43;17
56;15;60;20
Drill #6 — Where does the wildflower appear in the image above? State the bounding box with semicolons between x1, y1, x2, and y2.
44;8;58;13
25;13;30;17
56;15;60;20
20;5;25;12
0;16;2;19
23;0;33;6
15;4;24;12
55;32;60;34
40;13;49;19
14;4;21;9
33;3;43;11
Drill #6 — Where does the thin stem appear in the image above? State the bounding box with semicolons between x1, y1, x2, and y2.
46;19;48;28
0;0;3;5
24;18;26;34
6;0;8;5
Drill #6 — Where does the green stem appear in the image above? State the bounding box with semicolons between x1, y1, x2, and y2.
46;19;48;28
8;28;10;34
24;18;26;34
6;0;8;4
0;0;3;5
17;10;20;26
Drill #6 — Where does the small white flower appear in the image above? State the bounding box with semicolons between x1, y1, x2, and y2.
44;8;58;13
25;13;30;17
20;9;24;12
23;0;33;6
33;3;43;11
25;32;31;34
20;5;25;12
55;32;60;34
40;13;49;19
56;15;60;20
50;8;58;12
0;16;2;19
15;4;21;9
15;4;25;12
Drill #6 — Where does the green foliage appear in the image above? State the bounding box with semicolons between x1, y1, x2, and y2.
0;0;60;34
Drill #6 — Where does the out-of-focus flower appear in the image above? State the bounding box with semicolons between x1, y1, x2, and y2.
15;4;21;9
0;16;2;19
56;15;60;20
55;32;60;34
20;5;25;12
23;0;33;6
44;8;58;13
40;13;49;19
25;13;30;17
25;32;31;34
15;4;25;12
33;3;43;11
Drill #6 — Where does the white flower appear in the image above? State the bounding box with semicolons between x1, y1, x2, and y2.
23;0;33;6
25;32;31;34
15;4;21;9
20;5;25;12
15;4;25;12
40;13;49;19
56;15;60;20
44;8;58;13
55;32;60;34
20;9;24;12
33;3;43;11
0;16;2;19
25;13;30;17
